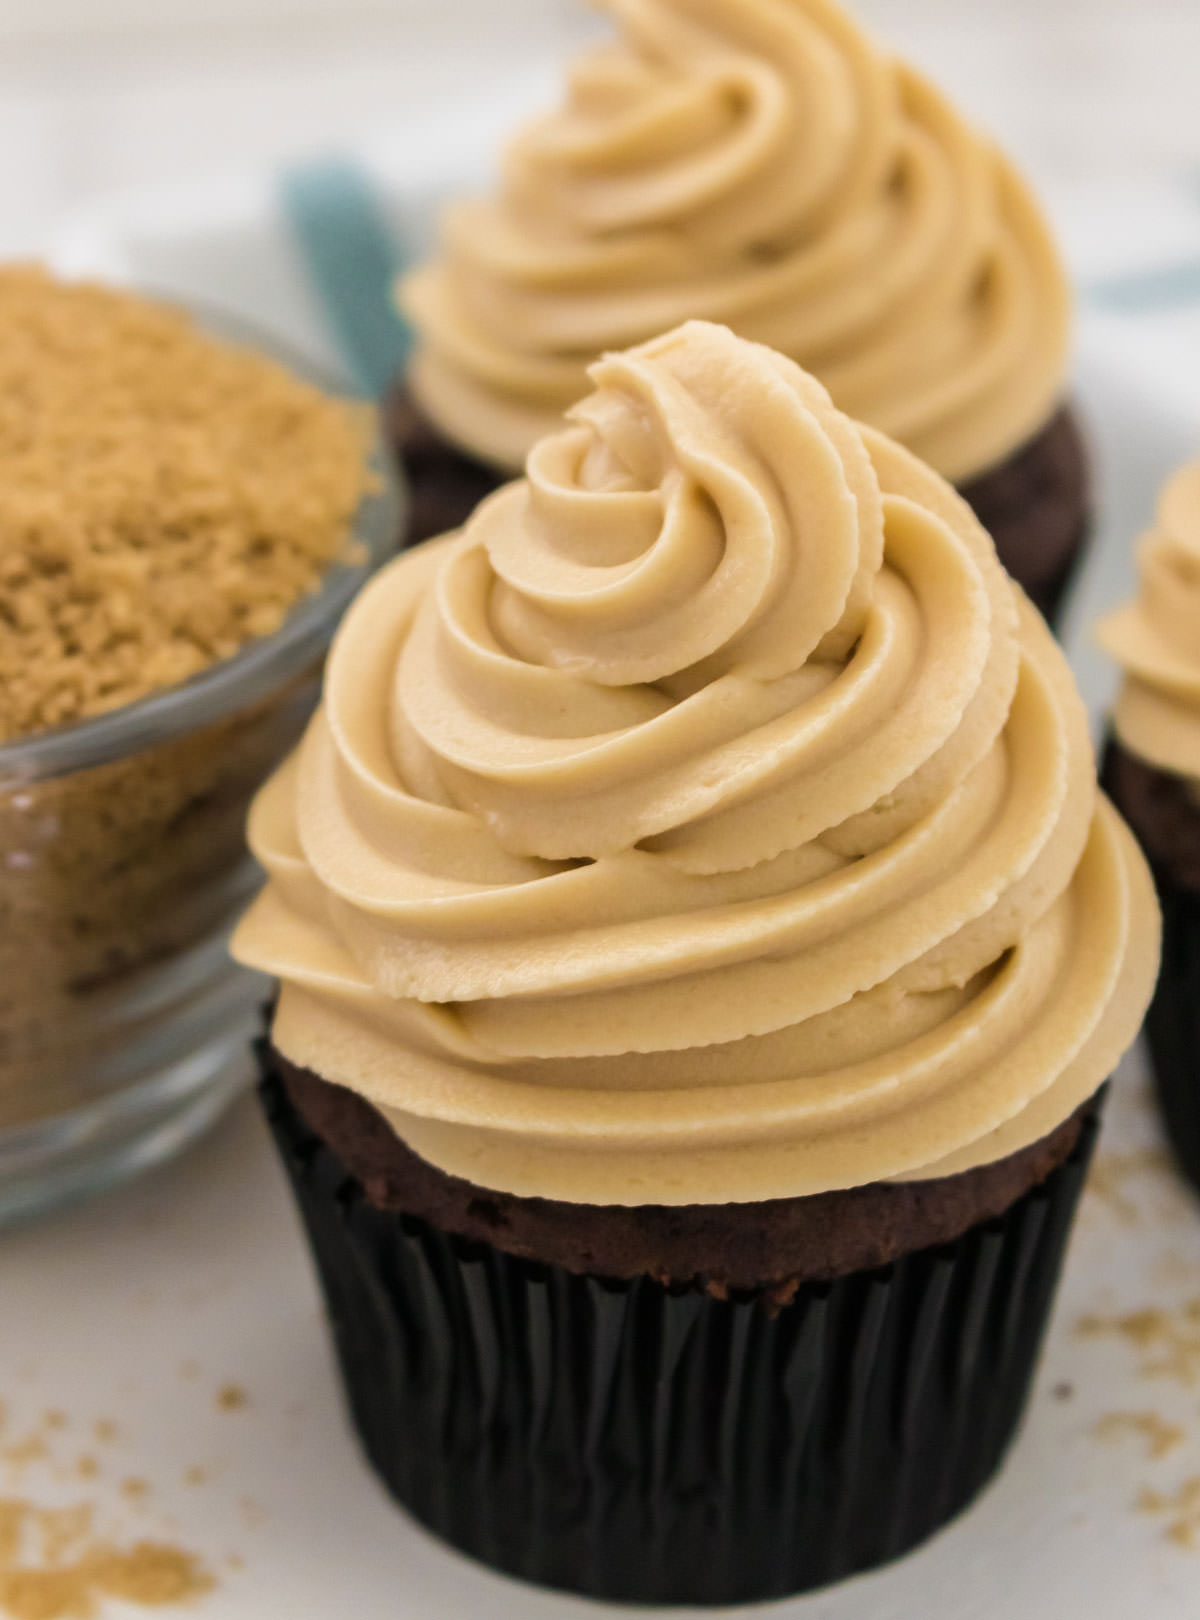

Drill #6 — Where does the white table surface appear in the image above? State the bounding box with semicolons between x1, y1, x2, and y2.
5;1038;1200;1620
5;9;1200;1615
3;0;1200;258
1;255;1198;1620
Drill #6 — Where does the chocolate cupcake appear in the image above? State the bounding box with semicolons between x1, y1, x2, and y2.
391;0;1089;625
1098;462;1200;1191
238;322;1156;1604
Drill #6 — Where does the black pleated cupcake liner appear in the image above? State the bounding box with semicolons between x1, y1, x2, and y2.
261;1063;1101;1606
1140;878;1200;1194
1100;735;1200;1197
1028;521;1088;631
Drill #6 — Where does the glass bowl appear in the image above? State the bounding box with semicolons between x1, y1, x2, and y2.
0;307;403;1226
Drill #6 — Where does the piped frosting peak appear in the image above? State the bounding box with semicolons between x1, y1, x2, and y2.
1098;461;1200;784
403;0;1071;485
236;322;1155;1205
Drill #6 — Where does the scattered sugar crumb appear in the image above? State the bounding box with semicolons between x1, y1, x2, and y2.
215;1387;246;1415
37;1507;93;1570
0;1504;22;1571
91;1542;212;1608
1085;1148;1173;1224
91;1424;116;1449
1094;1411;1184;1460
0;1496;211;1619
1154;1252;1198;1289
1138;1478;1200;1549
0;1565;87;1620
1077;1300;1200;1386
3;1438;47;1477
0;1400;215;1615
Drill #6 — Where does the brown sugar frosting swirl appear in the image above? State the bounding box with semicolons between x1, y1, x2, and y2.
402;0;1071;487
1097;462;1200;786
235;323;1156;1205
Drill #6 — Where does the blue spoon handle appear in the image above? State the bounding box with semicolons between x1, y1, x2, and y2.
1086;258;1200;315
279;157;411;398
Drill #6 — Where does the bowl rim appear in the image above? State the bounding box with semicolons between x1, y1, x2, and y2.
0;294;404;784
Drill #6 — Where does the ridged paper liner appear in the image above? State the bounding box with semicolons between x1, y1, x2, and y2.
262;1062;1099;1606
1101;736;1200;1197
1141;879;1200;1193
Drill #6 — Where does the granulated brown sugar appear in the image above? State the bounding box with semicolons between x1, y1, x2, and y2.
0;268;380;1139
0;1403;218;1618
0;1498;212;1620
1137;1478;1200;1550
1;1442;47;1481
0;266;371;744
1077;1300;1200;1386
88;1543;210;1608
1094;1411;1184;1461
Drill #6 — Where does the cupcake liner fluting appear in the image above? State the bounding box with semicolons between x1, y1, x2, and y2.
1100;736;1200;1197
1142;879;1200;1194
262;1060;1100;1606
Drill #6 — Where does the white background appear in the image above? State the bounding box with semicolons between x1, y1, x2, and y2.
2;0;1199;256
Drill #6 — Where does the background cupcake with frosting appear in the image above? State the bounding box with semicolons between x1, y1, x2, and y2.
392;0;1088;626
241;319;1156;1605
1099;462;1200;1192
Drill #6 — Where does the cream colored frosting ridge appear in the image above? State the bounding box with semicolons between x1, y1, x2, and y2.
1097;461;1200;786
235;322;1155;1205
402;0;1071;486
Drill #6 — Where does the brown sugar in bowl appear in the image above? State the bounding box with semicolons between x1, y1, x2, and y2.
0;269;402;1224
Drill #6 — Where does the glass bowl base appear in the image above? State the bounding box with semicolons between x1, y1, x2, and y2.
0;1039;254;1229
